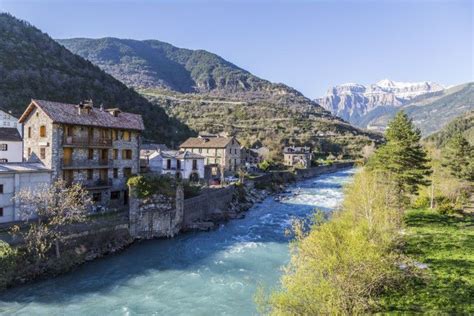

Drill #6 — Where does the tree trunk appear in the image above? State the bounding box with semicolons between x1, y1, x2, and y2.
430;183;435;209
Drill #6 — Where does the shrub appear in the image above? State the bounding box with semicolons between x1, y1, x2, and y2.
127;175;176;198
262;170;404;314
0;241;18;289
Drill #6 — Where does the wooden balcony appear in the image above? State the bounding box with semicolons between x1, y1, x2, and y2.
61;158;113;169
63;136;112;148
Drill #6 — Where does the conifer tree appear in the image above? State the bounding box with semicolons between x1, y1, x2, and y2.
369;111;431;203
442;132;474;181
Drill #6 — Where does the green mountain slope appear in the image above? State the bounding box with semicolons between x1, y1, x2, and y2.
425;110;474;147
0;13;194;145
58;37;382;158
360;83;473;136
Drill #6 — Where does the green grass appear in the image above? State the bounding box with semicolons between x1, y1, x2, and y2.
379;209;474;314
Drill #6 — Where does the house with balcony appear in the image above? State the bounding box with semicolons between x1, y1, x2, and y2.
180;135;241;175
19;99;144;209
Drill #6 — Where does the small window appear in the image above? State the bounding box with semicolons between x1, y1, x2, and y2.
87;169;93;180
0;184;3;194
39;125;46;137
122;149;132;160
28;127;31;138
112;130;118;140
113;168;118;178
40;147;46;159
0;144;7;151
192;159;197;170
110;191;120;200
113;149;118;159
0;159;7;163
123;131;131;141
199;148;202;153
88;149;94;160
166;159;171;169
123;167;132;178
0;208;3;217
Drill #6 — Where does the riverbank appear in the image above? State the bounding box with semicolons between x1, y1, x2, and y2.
0;169;356;314
378;208;474;313
0;163;353;291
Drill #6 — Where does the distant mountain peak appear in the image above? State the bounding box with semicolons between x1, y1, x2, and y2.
316;79;446;124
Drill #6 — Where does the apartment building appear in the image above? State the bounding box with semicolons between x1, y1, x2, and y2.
19;99;144;208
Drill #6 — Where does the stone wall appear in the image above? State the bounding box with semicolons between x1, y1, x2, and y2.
128;185;184;239
182;186;235;228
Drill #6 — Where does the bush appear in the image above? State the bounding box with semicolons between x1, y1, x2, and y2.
127;175;176;198
262;170;404;314
0;241;18;289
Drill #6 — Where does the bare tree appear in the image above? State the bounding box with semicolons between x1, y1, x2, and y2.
10;180;92;260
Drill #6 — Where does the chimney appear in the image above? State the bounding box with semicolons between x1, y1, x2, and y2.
106;108;121;117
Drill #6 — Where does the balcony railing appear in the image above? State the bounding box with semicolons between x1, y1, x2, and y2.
62;159;113;168
63;136;112;147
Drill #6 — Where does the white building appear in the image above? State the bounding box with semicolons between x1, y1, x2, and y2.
0;108;22;136
0;163;52;223
0;128;23;163
142;149;205;181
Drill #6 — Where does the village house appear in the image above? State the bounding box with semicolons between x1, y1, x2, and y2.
139;143;169;173
19;99;144;209
0;162;51;223
159;150;205;181
180;135;241;175
0;108;22;136
283;146;312;168
0;128;23;163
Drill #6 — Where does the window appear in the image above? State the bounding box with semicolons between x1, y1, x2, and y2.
27;148;31;158
192;159;197;170
177;159;181;170
113;168;118;178
39;125;46;137
166;159;171;169
123;167;132;178
113;149;118;159
92;193;102;203
112;130;118;140
110;191;120;200
122;149;132;160
87;169;93;180
28;127;31;138
0;159;7;163
40;147;46;159
0;144;7;151
0;208;3;217
198;148;202;153
88;149;94;160
123;131;131;141
0;184;3;194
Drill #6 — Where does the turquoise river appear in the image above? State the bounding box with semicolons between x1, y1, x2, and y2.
0;168;355;315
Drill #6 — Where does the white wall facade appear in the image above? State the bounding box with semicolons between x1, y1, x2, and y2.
0;171;51;223
0;110;22;136
0;141;23;163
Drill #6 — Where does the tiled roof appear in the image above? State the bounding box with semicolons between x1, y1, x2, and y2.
19;100;145;131
0;162;51;173
0;128;21;141
161;150;204;160
180;136;237;149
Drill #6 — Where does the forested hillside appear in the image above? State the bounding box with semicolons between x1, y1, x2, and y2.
425;111;474;147
0;13;194;145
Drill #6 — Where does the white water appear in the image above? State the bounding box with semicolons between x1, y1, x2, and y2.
0;168;355;315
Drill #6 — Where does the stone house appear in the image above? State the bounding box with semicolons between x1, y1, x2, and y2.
160;150;205;181
19;99;144;209
0;128;23;163
0;162;51;223
283;146;312;168
180;136;241;175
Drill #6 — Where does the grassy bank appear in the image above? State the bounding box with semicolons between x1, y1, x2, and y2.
379;209;474;314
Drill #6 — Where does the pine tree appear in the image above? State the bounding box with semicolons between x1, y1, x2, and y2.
369;111;432;203
442;132;474;181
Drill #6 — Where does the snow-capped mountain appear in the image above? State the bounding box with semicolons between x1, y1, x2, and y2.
316;79;445;124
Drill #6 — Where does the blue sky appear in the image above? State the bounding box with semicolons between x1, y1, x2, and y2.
1;0;472;98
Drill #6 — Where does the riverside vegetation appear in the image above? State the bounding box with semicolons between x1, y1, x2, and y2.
258;111;473;314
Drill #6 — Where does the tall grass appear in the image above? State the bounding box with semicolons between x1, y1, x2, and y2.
259;170;405;315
